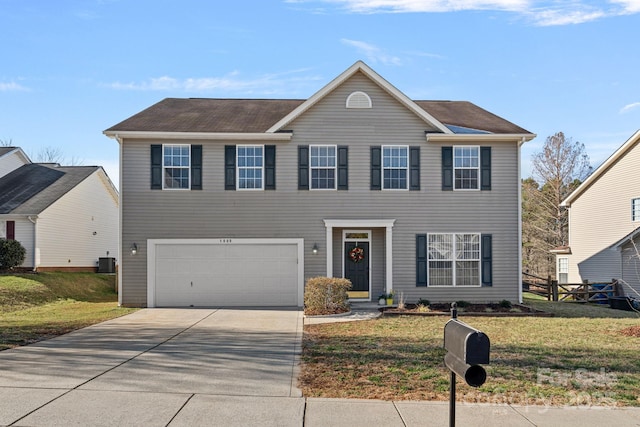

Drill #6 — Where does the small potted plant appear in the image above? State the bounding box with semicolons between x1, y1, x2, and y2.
378;293;386;306
386;291;394;306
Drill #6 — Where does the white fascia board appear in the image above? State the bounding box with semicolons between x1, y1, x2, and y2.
426;133;536;143
323;219;396;228
561;129;640;208
103;131;293;141
266;61;451;134
0;147;32;164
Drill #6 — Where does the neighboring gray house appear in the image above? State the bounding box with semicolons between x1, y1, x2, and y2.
0;148;119;271
553;130;640;296
104;61;535;308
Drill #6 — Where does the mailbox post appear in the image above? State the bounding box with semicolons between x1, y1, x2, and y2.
444;302;490;427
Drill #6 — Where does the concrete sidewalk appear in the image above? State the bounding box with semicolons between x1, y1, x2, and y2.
0;308;638;426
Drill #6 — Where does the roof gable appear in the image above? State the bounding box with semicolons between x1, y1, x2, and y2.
562;130;640;207
266;61;451;134
0;164;99;215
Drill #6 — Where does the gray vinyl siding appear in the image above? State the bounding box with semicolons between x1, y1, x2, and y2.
564;141;640;284
119;72;522;306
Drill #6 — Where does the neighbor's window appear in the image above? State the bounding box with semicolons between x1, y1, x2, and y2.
454;146;479;190
310;145;336;189
382;145;408;189
428;233;480;286
633;198;640;222
163;144;190;189
558;257;568;284
237;145;263;190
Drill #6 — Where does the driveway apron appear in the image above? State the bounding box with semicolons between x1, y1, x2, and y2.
0;308;304;426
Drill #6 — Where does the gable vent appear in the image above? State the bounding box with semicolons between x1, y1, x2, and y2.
346;91;372;109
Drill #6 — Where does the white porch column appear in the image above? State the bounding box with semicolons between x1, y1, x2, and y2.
386;224;393;294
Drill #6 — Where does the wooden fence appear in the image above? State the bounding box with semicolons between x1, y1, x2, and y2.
522;272;621;303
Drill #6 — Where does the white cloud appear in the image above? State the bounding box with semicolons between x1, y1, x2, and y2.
340;39;402;65
0;81;29;91
620;102;640;114
293;0;640;25
106;69;323;95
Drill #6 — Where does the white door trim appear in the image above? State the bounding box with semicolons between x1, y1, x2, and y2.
323;219;395;296
146;238;304;308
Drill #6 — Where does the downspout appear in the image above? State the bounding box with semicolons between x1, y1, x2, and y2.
517;137;525;303
27;215;38;271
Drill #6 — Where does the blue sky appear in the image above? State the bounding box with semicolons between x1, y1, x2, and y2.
2;0;639;188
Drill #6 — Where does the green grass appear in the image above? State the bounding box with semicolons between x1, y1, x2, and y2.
0;272;137;350
301;296;640;406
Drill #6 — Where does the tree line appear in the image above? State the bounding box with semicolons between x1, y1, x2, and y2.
522;132;592;278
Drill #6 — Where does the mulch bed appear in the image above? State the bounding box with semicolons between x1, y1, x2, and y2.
381;303;553;317
619;325;640;337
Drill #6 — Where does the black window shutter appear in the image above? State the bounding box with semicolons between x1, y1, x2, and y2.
265;145;276;190
371;146;381;190
416;234;427;286
337;146;348;190
481;234;493;286
409;146;420;191
151;144;162;190
298;145;309;190
191;145;202;190
224;145;236;190
442;146;453;191
6;221;15;240
480;146;491;191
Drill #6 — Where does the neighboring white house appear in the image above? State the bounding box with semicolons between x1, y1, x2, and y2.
553;130;640;296
0;147;30;178
0;148;119;271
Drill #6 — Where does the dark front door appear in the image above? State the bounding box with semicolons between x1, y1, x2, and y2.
345;241;369;298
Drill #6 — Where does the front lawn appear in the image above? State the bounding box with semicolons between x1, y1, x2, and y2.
300;297;640;406
0;272;137;350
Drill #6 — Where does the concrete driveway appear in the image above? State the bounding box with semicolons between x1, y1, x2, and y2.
0;308;305;426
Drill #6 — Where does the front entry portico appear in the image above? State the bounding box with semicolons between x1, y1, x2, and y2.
323;219;395;302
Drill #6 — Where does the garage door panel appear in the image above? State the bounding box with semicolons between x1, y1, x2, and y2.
153;241;300;307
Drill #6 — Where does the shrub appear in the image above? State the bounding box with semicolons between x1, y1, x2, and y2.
417;298;430;307
499;299;513;309
304;277;351;315
455;300;471;308
0;239;27;271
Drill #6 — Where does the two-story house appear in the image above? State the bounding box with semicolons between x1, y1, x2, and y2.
105;61;535;308
553;130;640;296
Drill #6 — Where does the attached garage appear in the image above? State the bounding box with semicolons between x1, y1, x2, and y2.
147;239;304;307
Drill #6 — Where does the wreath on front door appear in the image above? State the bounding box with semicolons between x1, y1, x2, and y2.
349;246;365;263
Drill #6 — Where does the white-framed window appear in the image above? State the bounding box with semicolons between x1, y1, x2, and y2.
633;198;640;222
382;145;408;190
454;146;479;190
310;145;336;189
237;145;264;190
558;257;569;284
163;144;190;189
428;233;480;286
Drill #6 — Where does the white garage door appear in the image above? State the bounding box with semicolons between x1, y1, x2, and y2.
148;239;303;307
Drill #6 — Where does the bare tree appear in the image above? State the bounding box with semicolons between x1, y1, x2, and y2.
0;138;13;147
522;132;592;277
35;146;65;163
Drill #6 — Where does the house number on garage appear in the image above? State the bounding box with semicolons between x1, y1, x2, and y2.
219;239;232;243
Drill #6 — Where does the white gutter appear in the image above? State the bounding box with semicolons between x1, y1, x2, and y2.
103;131;293;141
426;133;536;143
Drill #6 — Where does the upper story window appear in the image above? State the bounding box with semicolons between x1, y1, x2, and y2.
346;91;372;109
428;233;480;286
163;144;190;189
633;198;640;221
310;145;336;189
237;145;263;190
454;146;480;190
382;145;408;190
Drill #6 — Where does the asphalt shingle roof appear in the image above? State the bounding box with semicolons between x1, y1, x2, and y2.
105;98;530;135
0;164;99;215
